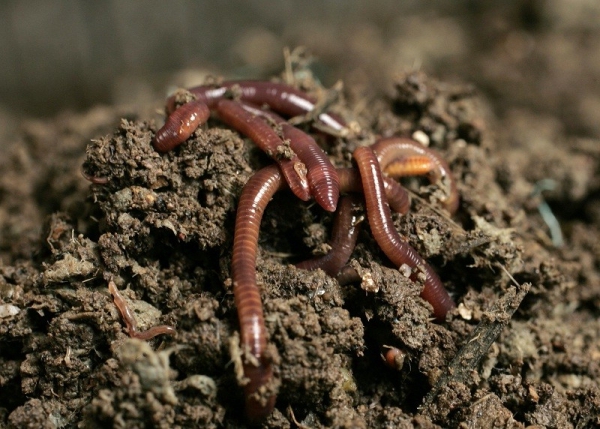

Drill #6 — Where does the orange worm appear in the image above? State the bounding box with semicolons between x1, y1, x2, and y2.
384;155;436;177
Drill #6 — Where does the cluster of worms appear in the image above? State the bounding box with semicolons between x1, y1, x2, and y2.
106;80;459;423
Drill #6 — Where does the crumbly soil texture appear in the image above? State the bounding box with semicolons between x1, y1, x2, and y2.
1;68;600;429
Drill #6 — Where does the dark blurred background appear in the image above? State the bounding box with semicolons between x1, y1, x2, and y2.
1;0;599;138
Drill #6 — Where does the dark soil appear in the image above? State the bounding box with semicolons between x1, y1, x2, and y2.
1;62;600;428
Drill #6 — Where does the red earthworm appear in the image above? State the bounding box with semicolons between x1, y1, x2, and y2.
81;169;109;184
153;99;210;152
238;102;340;212
336;265;361;286
372;137;459;214
167;80;347;132
108;280;176;340
215;99;310;202
295;195;362;276
382;346;407;371
336;167;410;215
279;122;340;211
353;146;455;321
231;164;284;422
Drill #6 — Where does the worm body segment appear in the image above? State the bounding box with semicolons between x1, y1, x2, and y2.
232;164;284;422
337;168;410;215
384;155;436;178
153;100;210;152
280;122;339;212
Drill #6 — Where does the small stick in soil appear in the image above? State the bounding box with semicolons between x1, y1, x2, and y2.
420;280;531;417
108;280;176;340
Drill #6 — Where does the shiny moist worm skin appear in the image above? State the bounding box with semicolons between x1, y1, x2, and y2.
147;78;459;423
228;160;454;421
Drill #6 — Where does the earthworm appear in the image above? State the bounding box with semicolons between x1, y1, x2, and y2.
108;280;176;340
216;99;311;202
81;169;109;184
382;346;407;371
353;146;455;321
231;164;284;422
295;195;362;276
167;80;347;132
335;265;361;286
153;99;210;152
372;137;459;214
336;167;410;215
279;122;339;212
239;102;340;212
295;167;411;278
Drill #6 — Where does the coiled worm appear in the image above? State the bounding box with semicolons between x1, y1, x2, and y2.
372;137;459;214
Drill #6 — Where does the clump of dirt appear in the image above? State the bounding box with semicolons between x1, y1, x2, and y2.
1;67;599;429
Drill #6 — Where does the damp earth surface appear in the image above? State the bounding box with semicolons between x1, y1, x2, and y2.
1;63;600;429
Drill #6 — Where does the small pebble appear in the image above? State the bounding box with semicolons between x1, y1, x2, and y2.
0;304;21;318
